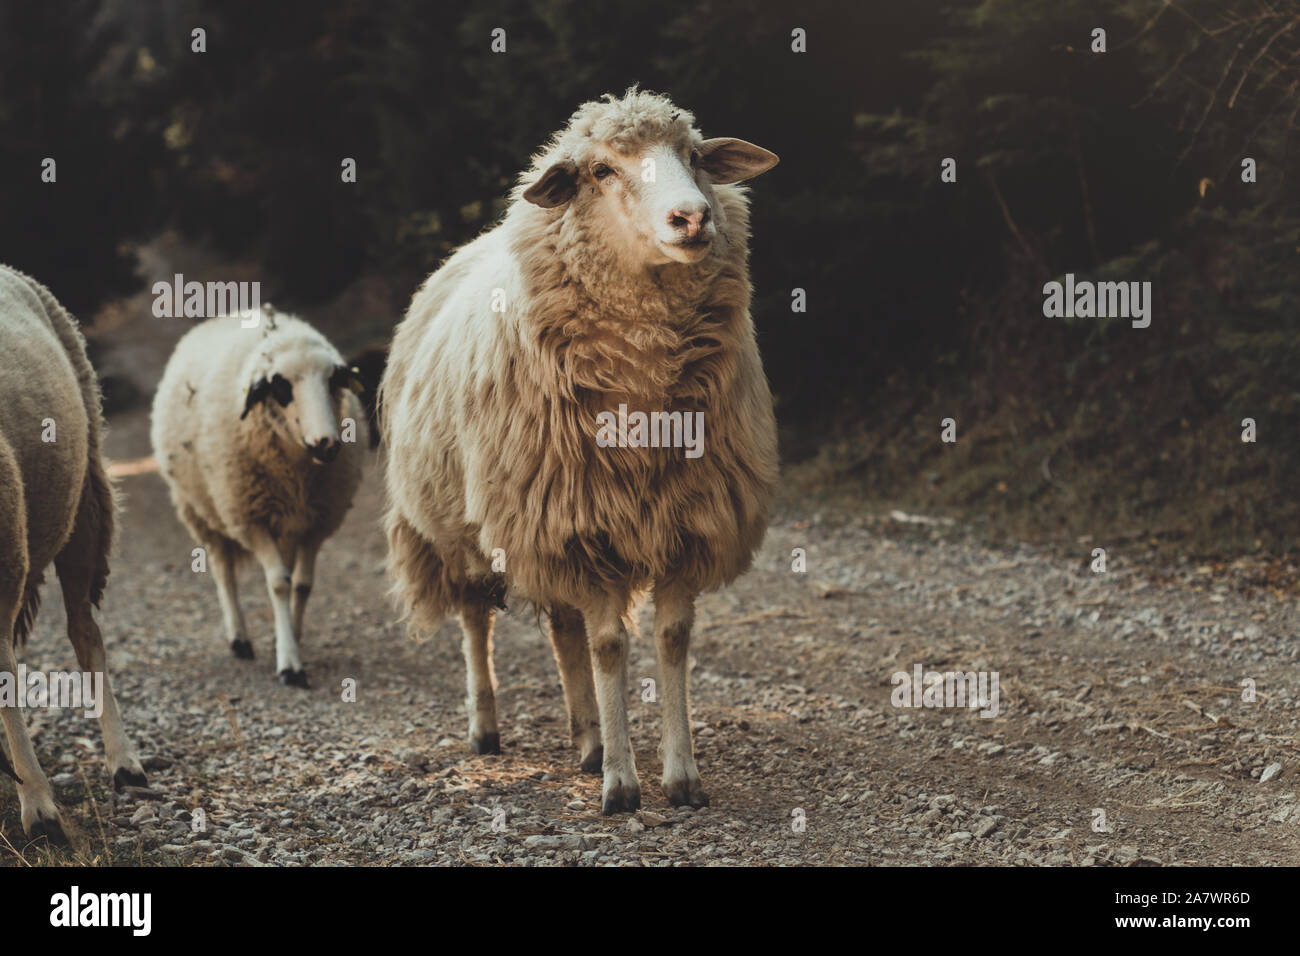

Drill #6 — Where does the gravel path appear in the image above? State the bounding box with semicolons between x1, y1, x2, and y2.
3;405;1300;866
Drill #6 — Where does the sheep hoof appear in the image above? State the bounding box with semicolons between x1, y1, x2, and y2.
231;639;254;660
600;782;641;815
470;732;500;755
278;668;309;688
113;767;149;792
663;777;710;809
27;814;70;848
579;747;604;774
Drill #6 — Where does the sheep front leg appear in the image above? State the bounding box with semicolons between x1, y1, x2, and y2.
653;580;709;807
547;604;602;772
246;529;307;687
290;539;320;646
210;539;253;659
458;601;500;754
584;595;640;814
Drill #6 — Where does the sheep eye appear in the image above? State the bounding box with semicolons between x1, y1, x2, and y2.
269;375;293;407
592;163;615;181
689;150;700;168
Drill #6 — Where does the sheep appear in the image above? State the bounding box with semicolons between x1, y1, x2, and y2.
380;88;780;813
344;344;388;449
150;307;367;686
0;264;147;844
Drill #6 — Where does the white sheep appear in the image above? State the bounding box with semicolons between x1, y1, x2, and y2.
381;88;780;813
151;307;367;686
0;265;147;844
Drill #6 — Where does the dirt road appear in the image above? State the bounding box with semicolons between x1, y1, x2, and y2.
4;399;1300;865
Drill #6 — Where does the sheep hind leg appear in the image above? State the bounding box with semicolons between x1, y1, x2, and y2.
247;529;307;688
653;580;709;808
0;500;65;841
54;558;147;793
210;539;252;659
290;539;320;647
458;601;500;754
0;622;66;844
584;594;640;814
547;604;602;772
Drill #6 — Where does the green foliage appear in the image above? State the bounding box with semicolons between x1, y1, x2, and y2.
0;0;166;314
834;0;1300;551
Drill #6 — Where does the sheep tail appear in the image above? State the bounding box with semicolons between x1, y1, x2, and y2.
384;508;458;637
0;745;20;783
12;577;41;650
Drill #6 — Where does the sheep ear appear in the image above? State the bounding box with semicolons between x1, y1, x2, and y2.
523;159;579;208
241;378;270;419
698;138;779;185
331;364;365;395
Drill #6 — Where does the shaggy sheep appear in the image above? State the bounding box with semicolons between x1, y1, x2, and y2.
0;265;147;843
151;307;367;686
381;88;779;813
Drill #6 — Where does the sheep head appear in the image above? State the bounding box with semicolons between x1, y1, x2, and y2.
522;88;778;267
241;334;363;464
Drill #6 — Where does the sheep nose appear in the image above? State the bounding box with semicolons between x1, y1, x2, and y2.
309;437;339;463
668;204;710;239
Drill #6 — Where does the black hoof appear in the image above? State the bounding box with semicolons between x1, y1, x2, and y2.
580;748;604;774
28;815;70;847
470;732;500;755
231;639;254;660
601;783;641;815
113;767;149;792
278;668;309;688
664;778;710;809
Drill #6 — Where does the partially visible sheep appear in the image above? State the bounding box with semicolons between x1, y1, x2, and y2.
344;344;388;449
381;89;779;813
0;265;147;844
151;307;367;686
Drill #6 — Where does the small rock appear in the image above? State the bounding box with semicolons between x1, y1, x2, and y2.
158;843;196;863
120;786;166;802
524;834;587;851
1260;761;1283;783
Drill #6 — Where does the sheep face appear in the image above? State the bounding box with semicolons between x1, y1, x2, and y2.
242;342;360;464
525;133;778;267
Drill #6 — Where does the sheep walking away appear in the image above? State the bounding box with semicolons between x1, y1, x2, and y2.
0;265;147;844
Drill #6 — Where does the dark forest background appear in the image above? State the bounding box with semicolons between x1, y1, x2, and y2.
0;0;1297;553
